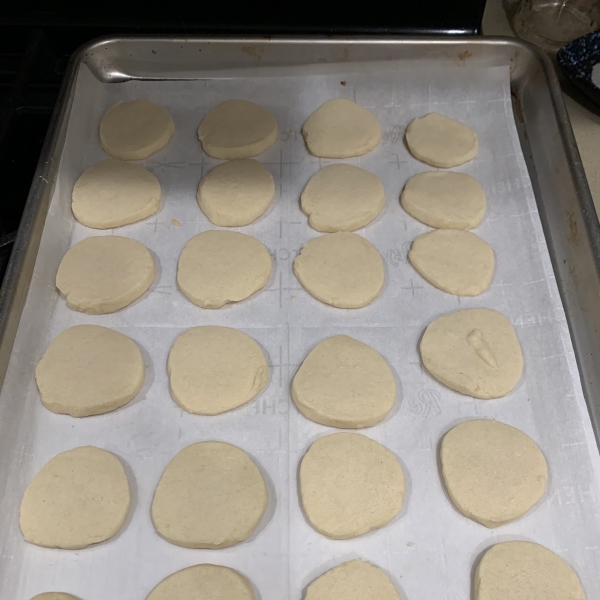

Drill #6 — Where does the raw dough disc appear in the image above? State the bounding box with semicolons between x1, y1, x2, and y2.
301;164;385;232
299;432;405;539
72;159;161;229
406;113;478;168
35;324;145;417
168;326;268;415
401;171;486;229
408;229;494;296
151;441;268;548
100;99;174;160
147;565;255;600
20;446;131;549
56;236;155;314
293;232;384;308
177;230;272;308
292;335;395;428
302;99;381;158
441;420;548;527
197;100;278;159
31;595;80;600
475;541;586;600
197;159;275;226
305;560;401;600
420;308;523;399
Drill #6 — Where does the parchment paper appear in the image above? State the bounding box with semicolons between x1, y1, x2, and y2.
1;63;599;600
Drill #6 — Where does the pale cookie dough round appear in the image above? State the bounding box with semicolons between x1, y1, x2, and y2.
151;441;268;548
177;230;272;309
475;541;586;600
302;98;381;158
197;100;278;159
301;164;385;232
147;565;255;600
72;159;161;229
299;432;405;539
401;171;486;229
294;232;384;308
406;113;478;168
100;99;174;160
198;159;275;226
305;560;401;600
20;446;131;549
408;229;494;296
31;594;80;600
168;326;268;415
420;308;523;399
35;324;145;417
56;236;155;314
292;335;395;428
441;420;548;527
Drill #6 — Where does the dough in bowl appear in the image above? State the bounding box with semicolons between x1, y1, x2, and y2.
35;324;145;417
72;159;161;229
420;308;523;399
100;99;174;160
56;236;155;314
441;420;548;527
31;595;80;600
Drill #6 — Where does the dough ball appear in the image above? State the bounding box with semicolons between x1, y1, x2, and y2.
72;159;161;229
305;560;401;600
31;595;80;600
151;441;268;548
20;446;131;549
420;308;523;399
475;541;586;600
406;113;478;168
198;159;275;226
294;232;384;308
168;326;268;415
197;100;278;159
302;99;381;158
401;171;486;229
177;230;272;309
100;99;174;160
147;564;255;600
299;432;405;539
441;420;548;527
301;164;385;232
56;236;155;314
408;229;494;296
35;325;145;417
292;335;395;428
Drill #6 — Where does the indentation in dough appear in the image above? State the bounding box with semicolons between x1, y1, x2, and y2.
467;329;498;368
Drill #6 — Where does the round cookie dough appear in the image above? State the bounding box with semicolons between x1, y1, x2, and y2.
408;229;494;296
100;99;174;160
197;100;278;159
177;230;272;309
151;441;268;548
35;325;145;417
198;159;275;226
401;171;486;229
301;164;386;232
147;565;255;600
292;335;396;428
20;446;131;549
475;541;586;600
420;308;523;399
56;236;155;314
168;326;268;415
406;113;478;168
302;99;381;158
305;560;401;600
441;420;548;527
31;595;80;600
293;232;384;308
299;432;405;539
72;159;161;229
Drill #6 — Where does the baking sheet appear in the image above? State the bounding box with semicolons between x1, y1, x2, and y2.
1;62;600;600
